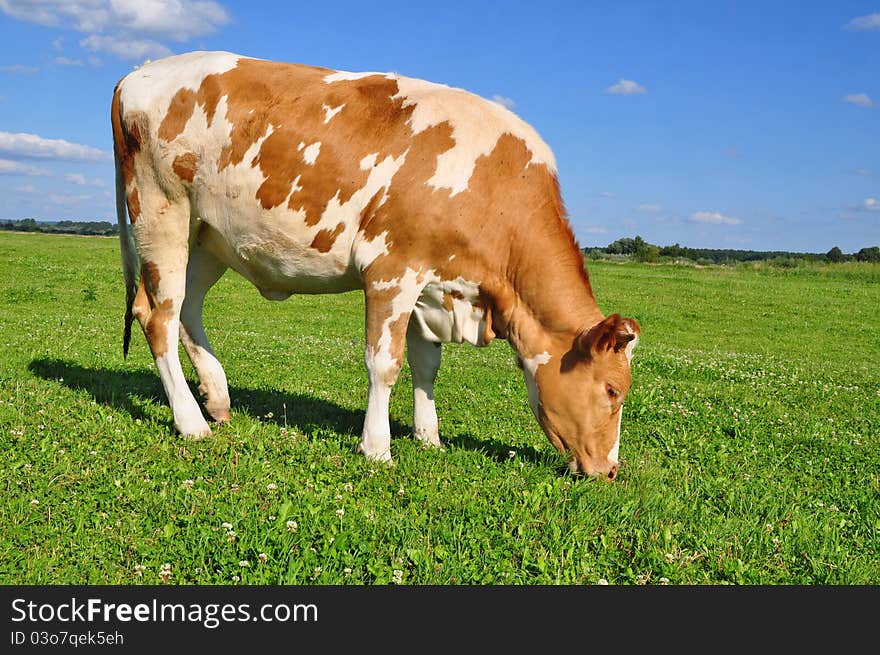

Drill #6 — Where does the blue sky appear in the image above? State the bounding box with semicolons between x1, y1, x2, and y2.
0;1;877;253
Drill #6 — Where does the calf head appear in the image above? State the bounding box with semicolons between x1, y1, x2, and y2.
524;314;640;480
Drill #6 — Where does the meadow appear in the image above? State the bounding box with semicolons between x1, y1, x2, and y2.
0;231;878;585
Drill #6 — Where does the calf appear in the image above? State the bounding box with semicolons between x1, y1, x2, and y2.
111;51;640;479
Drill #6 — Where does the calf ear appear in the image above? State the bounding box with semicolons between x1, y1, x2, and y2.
576;314;640;357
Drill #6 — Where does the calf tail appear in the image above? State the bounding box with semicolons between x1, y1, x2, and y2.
116;157;138;359
111;87;138;359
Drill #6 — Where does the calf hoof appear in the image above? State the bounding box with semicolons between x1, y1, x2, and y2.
206;405;231;423
177;419;213;441
413;427;442;448
357;442;394;466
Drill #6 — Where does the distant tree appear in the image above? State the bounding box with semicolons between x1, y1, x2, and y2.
855;246;880;262
634;241;660;263
605;235;652;255
826;246;844;263
605;237;636;254
660;243;685;258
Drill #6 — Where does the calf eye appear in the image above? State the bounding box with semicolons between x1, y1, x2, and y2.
606;383;619;400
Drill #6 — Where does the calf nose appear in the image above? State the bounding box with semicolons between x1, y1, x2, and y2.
607;465;618;481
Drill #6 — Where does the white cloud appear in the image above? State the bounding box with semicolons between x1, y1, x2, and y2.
864;197;880;211
605;79;647;95
65;172;105;187
51;36;64;50
0;158;51;176
598;191;616;198
80;34;172;61
691;210;742;226
0;131;112;162
581;225;608;234
491;95;516;110
855;168;873;177
14;183;38;193
0;64;39;74
88;55;102;67
55;56;84;66
0;0;231;41
637;203;662;212
843;93;876;108
846;13;880;31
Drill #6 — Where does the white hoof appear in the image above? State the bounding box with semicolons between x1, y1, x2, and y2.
413;427;442;448
177;418;212;441
357;442;394;466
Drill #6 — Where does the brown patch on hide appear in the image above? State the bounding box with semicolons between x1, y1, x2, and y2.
310;222;345;253
172;152;198;183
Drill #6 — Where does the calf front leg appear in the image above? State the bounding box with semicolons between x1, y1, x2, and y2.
359;344;402;463
358;271;425;463
406;319;442;447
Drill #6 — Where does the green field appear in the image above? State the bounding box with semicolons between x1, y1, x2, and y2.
1;231;878;584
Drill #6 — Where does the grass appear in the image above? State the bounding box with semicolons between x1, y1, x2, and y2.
0;231;878;585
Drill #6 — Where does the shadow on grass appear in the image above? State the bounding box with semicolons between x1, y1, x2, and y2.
27;357;550;466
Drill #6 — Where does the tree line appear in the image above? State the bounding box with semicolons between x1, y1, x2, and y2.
3;220;879;264
0;218;118;236
587;235;880;264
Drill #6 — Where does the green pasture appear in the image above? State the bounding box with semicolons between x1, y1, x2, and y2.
0;231;877;584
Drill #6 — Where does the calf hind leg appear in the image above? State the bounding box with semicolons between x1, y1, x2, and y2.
133;210;211;439
179;245;231;423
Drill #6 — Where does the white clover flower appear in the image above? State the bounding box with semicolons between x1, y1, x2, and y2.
29;499;39;506
182;479;194;489
336;508;345;518
258;553;268;563
392;570;404;584
221;522;233;530
343;483;354;493
134;564;146;577
226;530;237;543
597;579;609;585
508;450;516;458
267;483;278;491
343;567;352;575
665;553;675;563
286;520;298;532
239;560;250;568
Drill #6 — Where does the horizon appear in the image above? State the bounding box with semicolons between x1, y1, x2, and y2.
5;217;875;256
1;1;877;252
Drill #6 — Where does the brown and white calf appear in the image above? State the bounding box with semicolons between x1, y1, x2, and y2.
111;51;640;480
